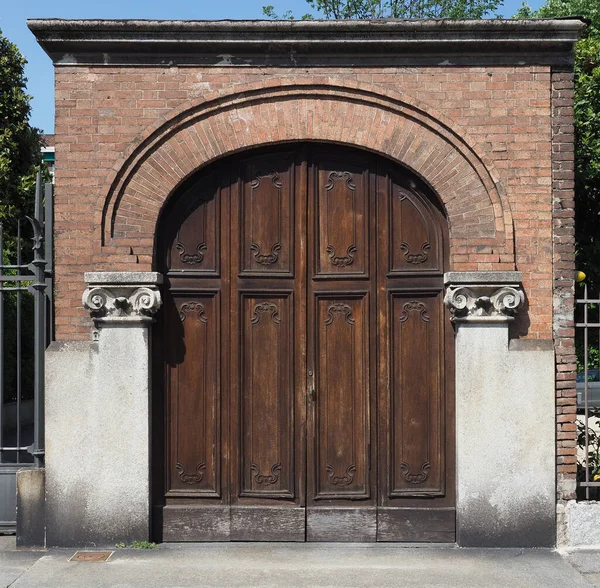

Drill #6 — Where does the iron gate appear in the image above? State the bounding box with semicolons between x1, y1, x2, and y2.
0;171;52;532
576;281;600;500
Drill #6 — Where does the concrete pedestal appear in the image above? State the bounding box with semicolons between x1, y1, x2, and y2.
44;272;161;547
446;272;556;547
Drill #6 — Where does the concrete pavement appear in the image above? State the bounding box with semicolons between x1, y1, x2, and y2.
563;550;600;588
0;536;598;587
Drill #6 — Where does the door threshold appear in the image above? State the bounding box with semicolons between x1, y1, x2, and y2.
159;541;459;549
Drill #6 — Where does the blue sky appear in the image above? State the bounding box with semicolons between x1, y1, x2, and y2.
1;0;545;134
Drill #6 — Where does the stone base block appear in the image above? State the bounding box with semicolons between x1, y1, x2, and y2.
561;501;600;548
16;468;46;548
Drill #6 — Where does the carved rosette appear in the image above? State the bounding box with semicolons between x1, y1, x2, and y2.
443;273;524;323
82;273;163;326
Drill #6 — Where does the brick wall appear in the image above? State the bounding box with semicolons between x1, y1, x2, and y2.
552;68;577;503
53;65;554;343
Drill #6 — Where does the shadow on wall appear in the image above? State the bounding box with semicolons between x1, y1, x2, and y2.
511;290;531;339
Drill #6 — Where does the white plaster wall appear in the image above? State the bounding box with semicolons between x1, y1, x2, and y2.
45;329;151;547
456;324;556;546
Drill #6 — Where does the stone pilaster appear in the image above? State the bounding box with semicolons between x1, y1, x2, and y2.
445;271;555;547
45;272;162;547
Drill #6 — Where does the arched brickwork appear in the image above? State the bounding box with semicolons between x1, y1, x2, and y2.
98;79;515;269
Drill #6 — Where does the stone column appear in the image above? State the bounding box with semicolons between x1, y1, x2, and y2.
45;272;161;547
445;271;556;547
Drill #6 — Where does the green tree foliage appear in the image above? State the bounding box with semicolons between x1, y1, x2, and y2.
517;2;600;488
0;30;41;405
0;28;43;257
263;0;503;20
516;1;600;291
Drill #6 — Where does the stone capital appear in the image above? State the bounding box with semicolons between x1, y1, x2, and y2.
82;272;163;326
444;271;524;323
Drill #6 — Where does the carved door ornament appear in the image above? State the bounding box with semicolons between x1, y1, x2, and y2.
176;241;207;265
326;244;357;268
179;301;208;323
399;461;431;484
251;302;281;324
324;303;355;326
399;301;430;323
250;171;283;189
250;242;281;265
251;463;282;485
325;171;356;191
400;242;430;264
176;462;206;485
326;464;356;486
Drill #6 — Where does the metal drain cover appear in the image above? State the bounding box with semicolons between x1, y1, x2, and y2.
69;551;113;562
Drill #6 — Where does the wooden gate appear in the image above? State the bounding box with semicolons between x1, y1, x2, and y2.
154;144;454;542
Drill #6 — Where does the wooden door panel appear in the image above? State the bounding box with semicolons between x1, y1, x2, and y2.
313;295;370;500
159;144;454;543
166;292;221;498
167;177;220;275
240;153;295;277
228;150;306;543
239;293;295;500
315;165;368;279
388;183;442;275
375;166;454;542
388;292;444;497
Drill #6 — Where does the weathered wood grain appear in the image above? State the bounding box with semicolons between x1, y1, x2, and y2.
163;506;230;542
230;507;305;541
307;508;377;542
377;507;456;542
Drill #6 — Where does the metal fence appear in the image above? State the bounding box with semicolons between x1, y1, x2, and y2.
575;282;600;500
0;171;52;532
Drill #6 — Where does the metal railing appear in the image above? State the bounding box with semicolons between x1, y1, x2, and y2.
575;282;600;500
0;170;52;531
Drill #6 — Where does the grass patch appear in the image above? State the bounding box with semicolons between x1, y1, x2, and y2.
115;540;158;549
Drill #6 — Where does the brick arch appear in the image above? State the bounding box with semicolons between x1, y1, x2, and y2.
99;81;514;269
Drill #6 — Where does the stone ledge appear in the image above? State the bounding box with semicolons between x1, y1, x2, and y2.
444;271;522;285
84;271;163;286
27;18;588;33
27;18;586;66
509;338;555;352
46;340;98;353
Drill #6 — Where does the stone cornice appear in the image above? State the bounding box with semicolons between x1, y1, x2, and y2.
27;18;586;67
82;272;163;326
444;271;524;323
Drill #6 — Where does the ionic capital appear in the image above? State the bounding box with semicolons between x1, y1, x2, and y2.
444;271;524;323
82;272;163;326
